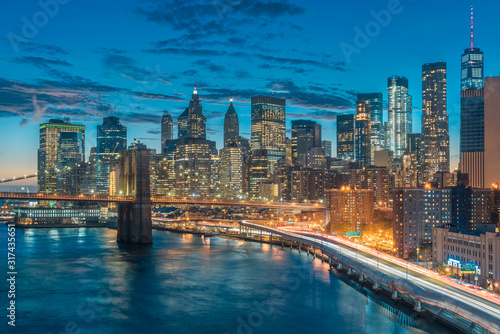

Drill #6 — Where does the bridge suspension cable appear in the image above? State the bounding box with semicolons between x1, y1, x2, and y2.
0;155;123;184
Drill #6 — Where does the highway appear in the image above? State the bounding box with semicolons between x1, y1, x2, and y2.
242;222;500;331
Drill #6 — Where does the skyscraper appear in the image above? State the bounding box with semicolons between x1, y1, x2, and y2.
421;62;449;182
38;119;85;194
161;111;173;152
178;87;206;140
224;98;239;147
355;97;371;166
387;76;412;159
97;116;127;160
219;143;244;199
322;140;332;158
95;116;127;194
56;132;86;194
460;6;485;188
174;88;213;197
357;93;383;161
174;139;212;197
247;149;269;199
250;95;286;172
337;114;355;161
291;120;321;167
484;76;500;187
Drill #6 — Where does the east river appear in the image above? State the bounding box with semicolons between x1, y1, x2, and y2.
0;224;454;333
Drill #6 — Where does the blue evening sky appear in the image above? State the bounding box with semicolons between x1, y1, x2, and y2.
0;0;499;178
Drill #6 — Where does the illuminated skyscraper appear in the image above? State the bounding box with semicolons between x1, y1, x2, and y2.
247;149;269;199
56;132;86;195
484;76;500;187
357;93;382;162
387;76;412;159
161;111;173;152
178;87;206;140
322;140;332;158
336;114;355;161
460;6;485;188
94;116;127;194
291;120;321;167
421;62;449;182
97;117;127;159
224;98;239;146
355;97;371;166
219;143;244;199
38;119;85;194
174;88;213;197
174;139;212;197
250;95;286;172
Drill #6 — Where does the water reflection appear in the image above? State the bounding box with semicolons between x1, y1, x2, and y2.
1;225;454;334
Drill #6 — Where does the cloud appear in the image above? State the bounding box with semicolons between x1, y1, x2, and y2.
135;137;159;141
0;38;70;56
101;54;173;85
135;0;307;29
92;47;127;54
192;59;225;73
131;91;185;102
265;79;355;111
187;79;355;112
145;47;222;57
11;56;72;69
137;0;349;76
147;130;161;135
0;74;184;126
203;110;224;118
144;47;348;72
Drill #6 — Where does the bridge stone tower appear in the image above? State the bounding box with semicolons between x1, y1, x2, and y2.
115;149;152;244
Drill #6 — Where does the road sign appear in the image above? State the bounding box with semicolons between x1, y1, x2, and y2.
345;231;361;237
461;262;476;274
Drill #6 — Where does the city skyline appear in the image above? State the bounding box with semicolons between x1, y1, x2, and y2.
2;1;500;178
3;2;500;333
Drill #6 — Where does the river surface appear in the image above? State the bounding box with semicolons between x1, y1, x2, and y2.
0;225;454;333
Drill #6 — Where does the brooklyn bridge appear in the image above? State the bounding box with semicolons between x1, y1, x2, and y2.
0;148;325;244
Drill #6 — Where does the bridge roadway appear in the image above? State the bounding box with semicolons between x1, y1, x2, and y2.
0;192;325;210
241;222;500;333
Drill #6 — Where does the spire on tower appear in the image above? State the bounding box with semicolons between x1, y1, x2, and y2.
471;5;474;50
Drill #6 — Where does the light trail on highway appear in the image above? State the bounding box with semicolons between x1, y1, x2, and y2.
242;222;500;324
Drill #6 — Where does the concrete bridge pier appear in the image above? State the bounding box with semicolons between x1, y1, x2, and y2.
337;263;343;270
116;149;152;244
392;290;399;300
414;301;423;312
